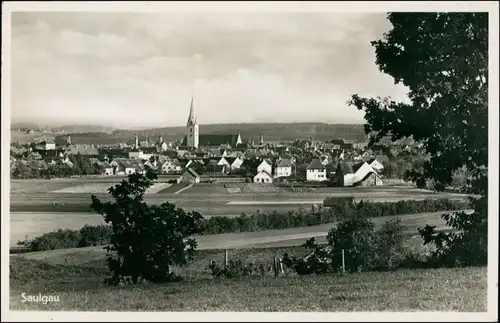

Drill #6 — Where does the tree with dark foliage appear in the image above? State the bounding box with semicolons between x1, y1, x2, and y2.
90;168;204;285
348;13;488;266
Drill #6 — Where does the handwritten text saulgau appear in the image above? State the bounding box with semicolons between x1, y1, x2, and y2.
21;293;60;305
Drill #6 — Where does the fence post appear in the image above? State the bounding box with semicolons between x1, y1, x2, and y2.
273;256;278;277
278;257;284;275
224;249;229;267
342;249;346;275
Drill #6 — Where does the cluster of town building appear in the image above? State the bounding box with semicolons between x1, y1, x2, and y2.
10;99;420;187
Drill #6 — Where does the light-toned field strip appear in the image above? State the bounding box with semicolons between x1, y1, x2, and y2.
195;232;329;250
227;200;324;205
145;183;172;194
174;184;193;195
50;183;115;194
49;182;172;194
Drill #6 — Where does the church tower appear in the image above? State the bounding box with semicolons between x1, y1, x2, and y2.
186;96;199;149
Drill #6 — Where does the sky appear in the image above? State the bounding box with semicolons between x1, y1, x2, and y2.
11;11;410;129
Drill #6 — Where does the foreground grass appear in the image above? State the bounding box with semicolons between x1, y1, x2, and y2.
10;244;486;312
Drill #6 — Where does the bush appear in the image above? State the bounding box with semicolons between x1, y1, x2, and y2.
326;215;376;272
78;225;112;247
419;196;487;268
369;218;407;270
285;217;410;275
22;229;82;252
90;168;204;285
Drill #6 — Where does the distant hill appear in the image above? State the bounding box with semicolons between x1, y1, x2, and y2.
10;122;40;130
10;122;367;145
96;123;366;145
53;125;116;134
10;123;115;134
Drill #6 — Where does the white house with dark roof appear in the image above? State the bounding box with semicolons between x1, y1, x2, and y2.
275;158;293;178
306;158;327;182
257;159;273;175
254;170;273;184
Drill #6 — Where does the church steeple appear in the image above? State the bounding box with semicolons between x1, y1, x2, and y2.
186;96;197;126
186;96;199;149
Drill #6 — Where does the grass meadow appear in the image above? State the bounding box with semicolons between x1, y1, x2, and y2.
10;238;487;312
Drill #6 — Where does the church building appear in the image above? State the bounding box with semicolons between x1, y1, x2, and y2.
181;97;243;149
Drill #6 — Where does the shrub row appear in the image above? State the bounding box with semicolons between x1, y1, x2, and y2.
18;198;468;252
18;225;111;252
199;198;468;234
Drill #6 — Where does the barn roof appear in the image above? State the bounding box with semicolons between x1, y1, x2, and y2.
184;168;200;178
336;162;354;174
352;162;366;174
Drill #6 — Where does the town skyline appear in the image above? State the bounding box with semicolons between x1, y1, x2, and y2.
11;11;410;128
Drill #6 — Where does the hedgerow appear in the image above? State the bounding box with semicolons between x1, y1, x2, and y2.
18;198;468;252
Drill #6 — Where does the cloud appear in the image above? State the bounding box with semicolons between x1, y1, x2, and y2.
10;12;408;128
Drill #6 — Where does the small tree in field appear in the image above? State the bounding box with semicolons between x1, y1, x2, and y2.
90;168;203;285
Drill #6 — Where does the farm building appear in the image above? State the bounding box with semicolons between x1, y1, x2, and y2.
274;158;293;178
355;171;383;187
306;158;327;182
181;168;200;184
366;158;384;173
254;170;273;184
110;158;137;175
335;161;383;187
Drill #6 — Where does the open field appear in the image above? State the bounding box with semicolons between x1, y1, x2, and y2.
9;192;469;214
10;179;469;197
10;183;469;207
10;243;487;311
9;209;469;248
